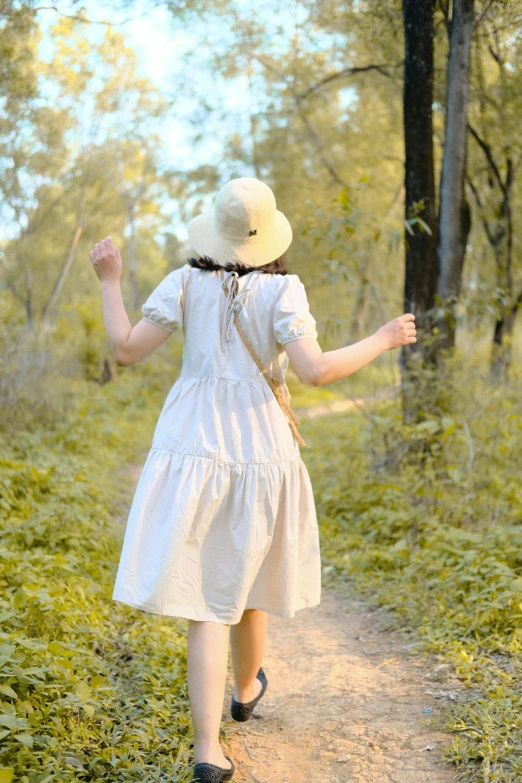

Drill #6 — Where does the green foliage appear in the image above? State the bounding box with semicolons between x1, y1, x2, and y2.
0;362;195;782
0;6;40;103
0;14;180;337
302;355;522;781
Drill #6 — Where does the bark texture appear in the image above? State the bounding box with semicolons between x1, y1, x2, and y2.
401;0;438;421
436;0;474;350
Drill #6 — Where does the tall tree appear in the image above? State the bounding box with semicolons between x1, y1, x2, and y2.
400;0;438;420
436;0;474;351
0;16;178;331
466;3;521;376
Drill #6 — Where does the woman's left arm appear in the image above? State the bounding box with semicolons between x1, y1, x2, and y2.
90;237;171;366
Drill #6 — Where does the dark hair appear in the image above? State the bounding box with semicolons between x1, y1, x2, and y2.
187;254;289;277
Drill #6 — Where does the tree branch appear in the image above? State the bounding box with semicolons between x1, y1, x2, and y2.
31;3;167;26
468;122;506;195
475;0;497;29
41;185;86;325
513;286;522;313
253;53;349;188
466;172;496;247
294;103;348;188
295;63;402;106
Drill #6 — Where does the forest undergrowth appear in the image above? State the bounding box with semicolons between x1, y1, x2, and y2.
1;330;521;782
302;348;522;783
0;343;198;783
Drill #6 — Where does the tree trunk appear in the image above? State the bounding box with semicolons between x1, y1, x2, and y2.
490;199;516;377
127;203;139;309
436;0;474;350
116;148;149;311
248;67;262;179
41;187;86;329
41;226;83;325
350;267;369;341
400;0;438;422
468;127;516;376
22;248;34;330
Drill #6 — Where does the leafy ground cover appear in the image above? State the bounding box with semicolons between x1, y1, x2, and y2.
301;356;522;783
0;359;196;783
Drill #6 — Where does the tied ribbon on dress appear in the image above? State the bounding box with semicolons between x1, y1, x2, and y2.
219;268;309;449
220;270;253;357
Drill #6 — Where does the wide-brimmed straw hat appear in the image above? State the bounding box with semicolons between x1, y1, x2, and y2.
187;177;293;268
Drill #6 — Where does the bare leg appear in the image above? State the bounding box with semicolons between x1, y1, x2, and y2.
230;608;268;702
187;619;232;768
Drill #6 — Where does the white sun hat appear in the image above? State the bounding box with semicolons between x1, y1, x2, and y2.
187;177;293;268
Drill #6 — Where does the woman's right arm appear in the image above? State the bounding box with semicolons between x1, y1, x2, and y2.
283;314;416;386
90;237;171;366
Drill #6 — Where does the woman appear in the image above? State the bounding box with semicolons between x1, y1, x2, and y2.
89;177;416;783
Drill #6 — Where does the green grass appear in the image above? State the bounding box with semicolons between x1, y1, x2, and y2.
0;358;196;783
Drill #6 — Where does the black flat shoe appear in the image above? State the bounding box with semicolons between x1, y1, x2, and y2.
193;755;235;783
231;667;268;722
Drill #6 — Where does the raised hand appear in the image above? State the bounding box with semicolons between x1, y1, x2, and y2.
89;236;122;283
375;314;417;350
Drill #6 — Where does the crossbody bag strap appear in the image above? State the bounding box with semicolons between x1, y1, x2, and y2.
219;268;309;448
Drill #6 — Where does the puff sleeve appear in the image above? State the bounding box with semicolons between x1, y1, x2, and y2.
273;274;318;346
141;265;186;333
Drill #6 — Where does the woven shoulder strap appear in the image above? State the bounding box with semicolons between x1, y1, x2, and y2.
219;269;308;448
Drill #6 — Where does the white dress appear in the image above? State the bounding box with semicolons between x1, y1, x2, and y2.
112;262;322;625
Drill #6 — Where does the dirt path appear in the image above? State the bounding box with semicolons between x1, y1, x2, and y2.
121;392;461;783
222;582;460;783
293;383;399;421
